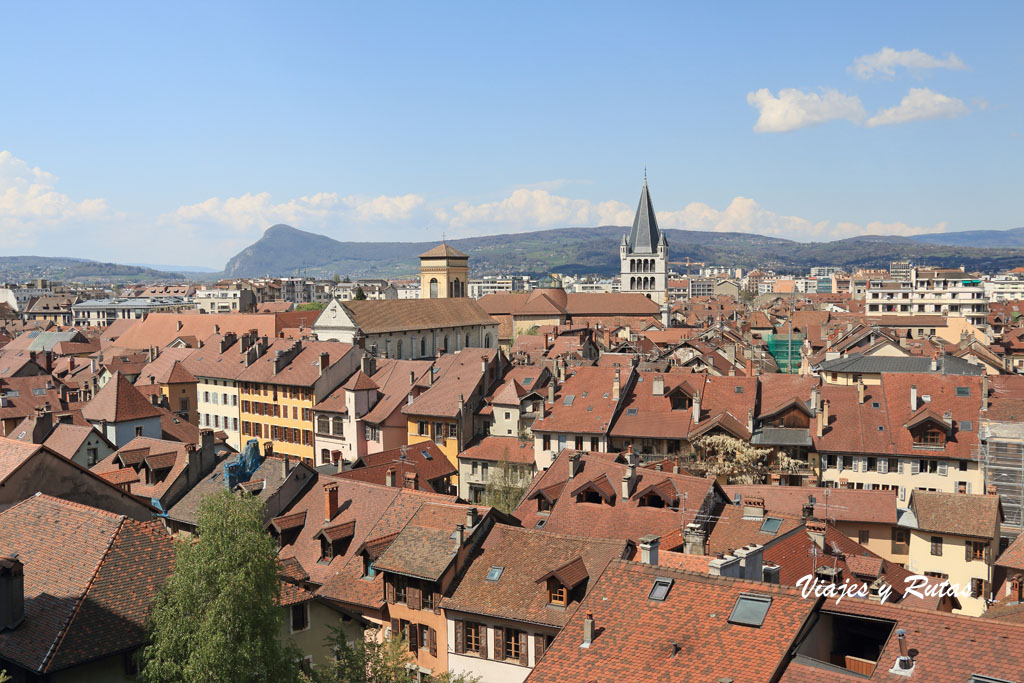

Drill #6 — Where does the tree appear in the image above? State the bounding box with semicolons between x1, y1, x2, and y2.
484;452;533;514
141;490;300;683
310;624;479;683
296;302;327;311
333;274;341;284
353;286;367;301
691;434;800;484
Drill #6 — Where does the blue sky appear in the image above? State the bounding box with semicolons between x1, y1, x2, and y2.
0;1;1021;267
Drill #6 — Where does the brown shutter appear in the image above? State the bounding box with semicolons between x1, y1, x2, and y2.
454;620;465;654
409;584;422;611
409;623;418;651
518;631;528;666
479;623;488;658
429;627;438;657
385;577;395;604
433;591;442;615
534;633;545;662
493;626;504;661
390;618;400;639
966;542;972;562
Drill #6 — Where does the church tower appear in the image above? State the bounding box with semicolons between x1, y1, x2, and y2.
620;178;668;304
419;243;469;298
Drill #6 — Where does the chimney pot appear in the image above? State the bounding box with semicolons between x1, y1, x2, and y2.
454;523;465;551
639;534;659;566
466;507;478;528
324;483;339;522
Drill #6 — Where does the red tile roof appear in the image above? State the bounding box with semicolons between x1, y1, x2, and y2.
722;485;899;525
81;371;162;423
910;490;1002;539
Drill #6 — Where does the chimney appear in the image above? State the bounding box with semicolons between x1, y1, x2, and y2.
466;507;478;529
891;629;914;673
318;351;330;376
0;556;25;630
176;320;183;331
582;613;595;648
746;408;754;434
620;465;635;500
652;375;664;396
742;496;765;520
263;441;274;460
806;519;827;549
282;453;291;479
612;369;620;402
816;408;824;438
692;392;701;424
733;544;764;582
856;379;865;404
187;444;201;486
822;399;830;427
385;467;396;487
762;562;781;584
802;495;815;519
410;370;415;387
67;356;74;371
458;393;465;414
639;534;659;566
324;482;339;522
910;384;917;410
987;484;998;496
548;379;556;404
360;353;376;376
90;357;98;373
930;353;938;372
942;410;952;427
982;373;990;412
709;553;741;577
626;444;638;467
31;409;52;445
404;471;418;489
811;386;820;412
453;523;465;551
683;523;706;555
567;451;581;479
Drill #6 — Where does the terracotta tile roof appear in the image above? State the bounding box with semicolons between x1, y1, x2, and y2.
401;348;498;418
111;312;281;351
338;298;495;335
844;554;883;578
134;348;197;386
441;526;627;626
658;550;712;572
526;560;815;683
0;375;66;422
272;510;308;532
342;370;378;391
0;438;44;481
910;490;1002;538
236;339;354;387
722;486;899;525
346;441;456;485
179;333;251;380
92;437;197;504
459;436;537;465
706;505;804;556
532;366;627;436
356;358;434;424
315;519;356;542
372;502;493;581
0;494;173;674
81;371;162;423
419;243;468;258
996;531;1024;572
538;555;590;589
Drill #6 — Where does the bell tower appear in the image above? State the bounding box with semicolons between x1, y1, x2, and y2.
419;243;470;299
620;178;668;304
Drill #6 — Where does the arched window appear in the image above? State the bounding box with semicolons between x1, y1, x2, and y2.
484;334;491;347
396;340;403;359
453;278;461;297
630;277;636;290
630;259;636;273
429;278;438;298
443;335;449;353
420;337;426;356
465;333;471;347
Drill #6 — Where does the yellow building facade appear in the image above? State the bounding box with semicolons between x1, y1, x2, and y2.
419;243;469;299
239;382;317;461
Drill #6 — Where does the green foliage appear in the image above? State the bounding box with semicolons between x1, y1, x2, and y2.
308;624;480;683
353;286;367;300
523;325;540;336
484;454;533;514
296;302;328;311
141;490;300;683
333;274;342;283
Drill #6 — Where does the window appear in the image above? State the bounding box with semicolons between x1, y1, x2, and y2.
504;628;523;661
971;578;985;598
486;566;504;582
448;423;457;438
858;530;870;544
574;436;584;450
135;426;144;437
547;579;567;605
961;420;973;432
87;447;98;466
930;536;943;556
290;603;309;632
967;541;988;562
734;386;743;394
481;463;488;481
465;622;481;653
759;517;783;534
543;434;551;450
591;437;599;451
394;575;408;604
648;577;673;602
955;386;970;397
915;429;945;447
728;593;772;627
317;415;330;433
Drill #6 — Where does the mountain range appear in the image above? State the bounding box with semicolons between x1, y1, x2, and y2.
221;224;1024;279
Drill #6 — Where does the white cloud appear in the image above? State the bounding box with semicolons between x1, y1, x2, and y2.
865;88;969;127
850;47;966;80
0;150;109;248
746;88;865;133
446;189;634;231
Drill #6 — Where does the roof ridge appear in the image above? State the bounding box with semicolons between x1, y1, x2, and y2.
42;515;127;673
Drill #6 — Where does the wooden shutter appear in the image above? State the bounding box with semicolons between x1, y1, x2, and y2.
518;631;529;666
390;618;400;638
898;460;904;474
911;460;920;475
938;460;948;476
534;633;545;662
409;623;418;651
493;627;504;661
479;624;488;658
433;591;442;615
454;620;465;654
385;577;395;604
878;458;888;474
429;627;437;657
409;585;422;611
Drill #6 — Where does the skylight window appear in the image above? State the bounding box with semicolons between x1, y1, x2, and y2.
759;517;783;534
956;386;970;397
420;449;432;460
648;577;673;602
6;390;18;397
563;395;576;406
728;593;772;627
486;566;504;582
32;388;45;396
523;377;533;385
626;408;638;416
871;402;880;409
581;392;588;398
961;421;973;432
734;386;743;394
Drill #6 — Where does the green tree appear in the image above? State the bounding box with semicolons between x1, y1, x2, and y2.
333;274;341;284
296;302;327;311
353;286;367;301
310;624;479;683
141;490;300;683
484;452;533;514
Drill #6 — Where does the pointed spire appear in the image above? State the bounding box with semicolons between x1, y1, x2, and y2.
627;177;663;255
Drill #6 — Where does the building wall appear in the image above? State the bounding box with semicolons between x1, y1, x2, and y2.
532;433;608;470
445;613;557;683
47;653;139;683
103;416;162;448
197;378;242;450
820;455;984;501
161;380;198;424
281;600;361;669
70;431;117;469
407;416;460;474
833;521;908;565
240;384;317;461
907;530;994;616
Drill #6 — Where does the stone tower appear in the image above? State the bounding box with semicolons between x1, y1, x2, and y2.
620;178;668;304
419;243;469;299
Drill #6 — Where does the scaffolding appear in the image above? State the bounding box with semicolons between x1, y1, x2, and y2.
978;422;1024;538
763;333;804;375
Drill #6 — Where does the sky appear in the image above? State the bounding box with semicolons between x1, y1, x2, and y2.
0;1;1021;268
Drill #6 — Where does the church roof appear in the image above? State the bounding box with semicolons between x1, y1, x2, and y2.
419;243;468;259
626;179;664;255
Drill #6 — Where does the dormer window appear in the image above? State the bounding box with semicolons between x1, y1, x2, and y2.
579;490;603;505
668;389;692;411
547;578;567;606
639;493;665;508
914;427;945;447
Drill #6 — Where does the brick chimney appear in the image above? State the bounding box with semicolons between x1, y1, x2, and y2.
806;519;827;550
404;471;418;489
742;496;765;520
0;556;25;630
324;482;339;522
612;369;620;402
639;534;659;566
856;379;865;404
652;375;664;396
318;351;331;376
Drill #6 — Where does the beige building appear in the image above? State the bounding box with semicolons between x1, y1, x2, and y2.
419;243;469;299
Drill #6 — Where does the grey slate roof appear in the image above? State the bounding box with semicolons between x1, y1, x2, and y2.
751;427;813;447
626;179;664;255
817;353;983;376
